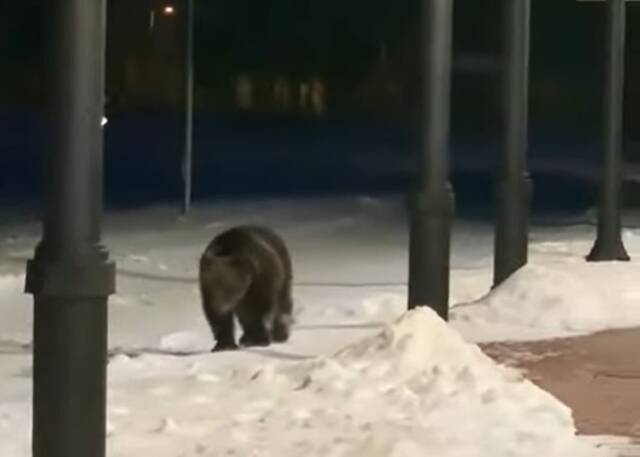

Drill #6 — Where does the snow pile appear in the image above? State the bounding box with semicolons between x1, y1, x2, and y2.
107;308;609;457
159;331;206;353
0;404;30;457
451;263;636;334
0;274;23;300
0;274;31;344
3;198;640;455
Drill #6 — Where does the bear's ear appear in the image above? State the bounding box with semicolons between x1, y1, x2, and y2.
201;250;220;264
200;252;234;270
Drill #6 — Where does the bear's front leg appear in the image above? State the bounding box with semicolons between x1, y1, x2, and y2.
209;311;238;352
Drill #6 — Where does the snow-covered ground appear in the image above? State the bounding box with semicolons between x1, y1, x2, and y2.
1;195;640;456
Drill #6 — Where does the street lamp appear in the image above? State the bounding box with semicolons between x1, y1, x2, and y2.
147;1;193;214
182;0;194;215
149;5;177;34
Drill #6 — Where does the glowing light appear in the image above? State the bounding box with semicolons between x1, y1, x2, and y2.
162;5;175;15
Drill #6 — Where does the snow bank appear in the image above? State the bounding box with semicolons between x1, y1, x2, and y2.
0;274;23;299
0;274;31;344
0;404;30;457
451;263;640;335
107;308;608;457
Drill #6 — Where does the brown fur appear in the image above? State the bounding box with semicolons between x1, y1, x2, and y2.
198;225;294;351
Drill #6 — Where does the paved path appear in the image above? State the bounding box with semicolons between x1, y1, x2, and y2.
579;436;640;457
481;327;640;442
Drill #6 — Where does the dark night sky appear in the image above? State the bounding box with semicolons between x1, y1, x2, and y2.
1;0;640;209
1;0;637;134
0;1;611;103
4;0;636;139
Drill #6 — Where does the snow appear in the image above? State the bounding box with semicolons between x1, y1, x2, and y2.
105;308;607;457
1;195;639;456
451;262;640;337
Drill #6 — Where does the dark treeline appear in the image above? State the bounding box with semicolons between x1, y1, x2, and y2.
1;0;639;142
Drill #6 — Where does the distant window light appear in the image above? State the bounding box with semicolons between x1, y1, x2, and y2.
162;5;175;15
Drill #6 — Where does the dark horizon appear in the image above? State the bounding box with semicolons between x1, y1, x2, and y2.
0;1;632;116
2;0;640;212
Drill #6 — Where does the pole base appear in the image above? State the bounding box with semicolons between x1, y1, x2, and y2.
586;237;630;262
25;244;115;457
407;186;455;321
493;175;532;287
32;295;108;457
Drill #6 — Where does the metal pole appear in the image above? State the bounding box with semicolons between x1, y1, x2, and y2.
407;0;455;320
149;9;156;35
587;0;630;261
493;0;533;286
182;0;195;215
25;0;115;455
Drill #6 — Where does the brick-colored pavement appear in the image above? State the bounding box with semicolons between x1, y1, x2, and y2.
480;327;640;439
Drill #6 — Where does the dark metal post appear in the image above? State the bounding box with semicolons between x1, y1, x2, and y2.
182;0;195;215
587;0;630;261
25;0;115;456
408;0;455;320
493;0;533;286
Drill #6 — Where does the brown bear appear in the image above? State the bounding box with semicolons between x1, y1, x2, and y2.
198;225;294;351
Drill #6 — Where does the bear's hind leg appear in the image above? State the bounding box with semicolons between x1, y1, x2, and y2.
271;314;292;343
238;317;271;347
271;282;293;343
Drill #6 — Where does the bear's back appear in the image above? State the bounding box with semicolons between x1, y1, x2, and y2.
208;225;292;280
